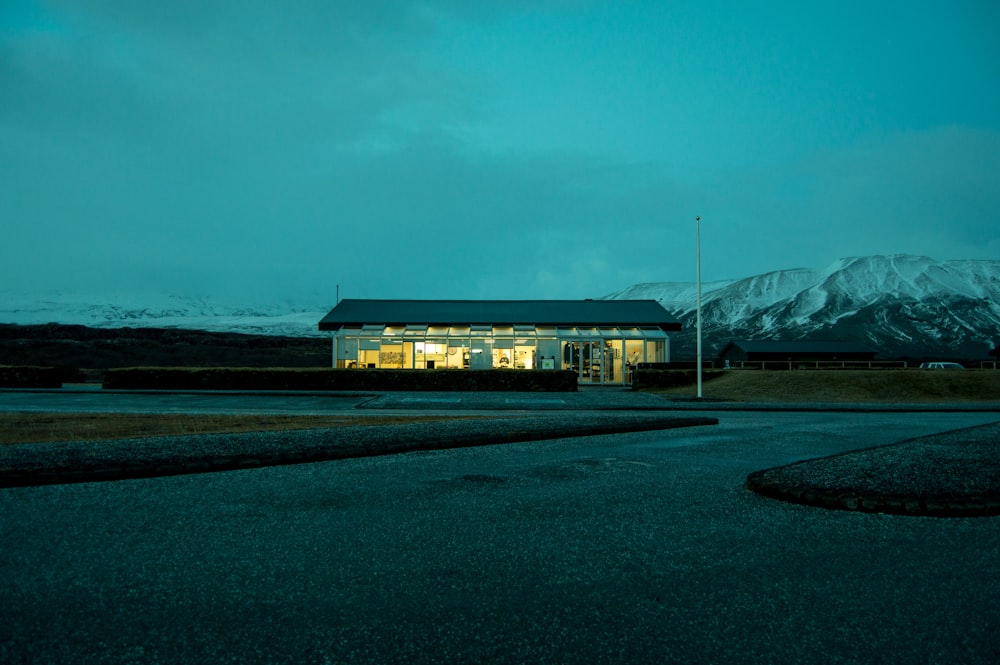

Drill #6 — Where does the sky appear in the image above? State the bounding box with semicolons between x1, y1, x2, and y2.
2;0;999;304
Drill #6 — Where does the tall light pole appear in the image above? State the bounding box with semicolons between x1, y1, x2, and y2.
695;216;703;399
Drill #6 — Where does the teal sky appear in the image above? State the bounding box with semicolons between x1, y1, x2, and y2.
2;1;998;302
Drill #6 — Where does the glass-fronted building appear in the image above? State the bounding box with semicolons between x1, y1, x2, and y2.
318;299;681;386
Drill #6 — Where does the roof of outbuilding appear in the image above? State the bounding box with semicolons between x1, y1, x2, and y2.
318;299;681;331
719;340;878;355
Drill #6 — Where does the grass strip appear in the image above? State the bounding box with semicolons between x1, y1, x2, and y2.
1;413;473;445
650;369;1000;403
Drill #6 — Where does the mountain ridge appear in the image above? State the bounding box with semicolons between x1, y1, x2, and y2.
602;254;1000;359
2;254;998;359
0;291;331;338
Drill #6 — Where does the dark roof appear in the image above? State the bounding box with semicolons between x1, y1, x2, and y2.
318;299;681;331
719;340;878;355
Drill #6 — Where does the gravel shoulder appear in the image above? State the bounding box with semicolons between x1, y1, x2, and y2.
746;421;1000;517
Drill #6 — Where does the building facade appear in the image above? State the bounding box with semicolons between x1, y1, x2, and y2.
318;299;681;386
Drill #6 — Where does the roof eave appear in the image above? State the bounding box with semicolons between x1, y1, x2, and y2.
318;321;682;332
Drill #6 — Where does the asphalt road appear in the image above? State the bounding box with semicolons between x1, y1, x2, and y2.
0;388;378;415
2;409;999;664
3;387;998;415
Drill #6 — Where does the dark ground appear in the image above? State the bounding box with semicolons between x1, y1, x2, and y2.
0;324;329;379
2;409;998;664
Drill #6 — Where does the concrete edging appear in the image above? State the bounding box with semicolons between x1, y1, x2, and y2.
745;473;1000;518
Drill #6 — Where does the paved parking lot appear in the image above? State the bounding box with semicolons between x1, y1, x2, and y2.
2;407;998;664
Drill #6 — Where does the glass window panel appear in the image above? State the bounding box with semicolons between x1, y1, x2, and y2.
470;324;492;337
469;339;493;368
421;341;447;366
494;348;513;368
449;326;470;336
515;345;536;369
625;340;644;366
446;342;469;369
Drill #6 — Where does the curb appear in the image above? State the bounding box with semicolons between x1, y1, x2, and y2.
745;473;1000;518
745;421;1000;518
0;414;718;489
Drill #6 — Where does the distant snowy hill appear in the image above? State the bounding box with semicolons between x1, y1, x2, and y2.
604;254;1000;359
0;292;331;337
3;254;999;359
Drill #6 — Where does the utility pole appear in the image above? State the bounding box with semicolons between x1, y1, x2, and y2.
695;216;703;399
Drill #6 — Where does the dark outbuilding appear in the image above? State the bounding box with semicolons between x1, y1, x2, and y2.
718;340;878;366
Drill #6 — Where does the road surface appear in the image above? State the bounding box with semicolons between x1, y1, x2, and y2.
2;409;998;663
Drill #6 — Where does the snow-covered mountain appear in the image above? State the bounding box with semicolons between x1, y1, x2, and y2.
604;254;1000;359
3;254;999;358
0;291;331;337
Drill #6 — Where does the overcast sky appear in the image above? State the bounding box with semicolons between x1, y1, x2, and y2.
3;1;998;303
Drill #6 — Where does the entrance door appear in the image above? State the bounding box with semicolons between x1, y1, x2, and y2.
563;342;584;383
564;341;618;384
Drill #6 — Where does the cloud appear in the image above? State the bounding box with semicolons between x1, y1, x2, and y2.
784;127;1000;259
675;126;1000;277
2;2;998;305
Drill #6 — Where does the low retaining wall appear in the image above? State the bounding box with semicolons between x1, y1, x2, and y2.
103;367;580;392
728;360;908;370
